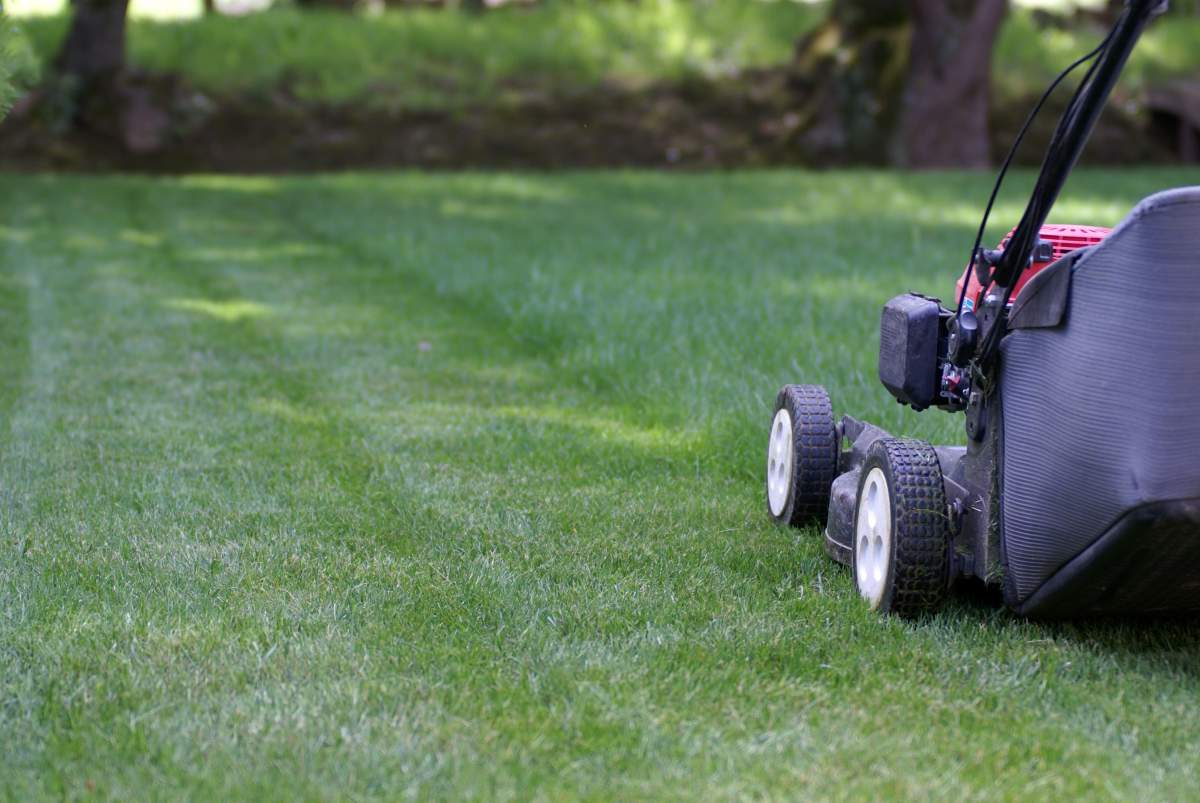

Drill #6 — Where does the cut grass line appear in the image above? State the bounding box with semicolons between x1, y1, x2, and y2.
2;170;1200;800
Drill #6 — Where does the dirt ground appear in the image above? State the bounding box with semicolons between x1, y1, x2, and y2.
0;70;1177;173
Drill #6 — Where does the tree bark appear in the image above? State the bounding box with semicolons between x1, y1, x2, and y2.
788;1;909;164
48;0;176;154
54;0;129;87
294;0;359;11
900;0;1007;168
790;0;1007;168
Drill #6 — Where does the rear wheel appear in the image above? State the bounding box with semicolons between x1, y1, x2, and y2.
765;384;838;527
852;438;949;617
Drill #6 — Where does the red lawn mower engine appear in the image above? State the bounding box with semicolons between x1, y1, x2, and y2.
955;224;1112;312
879;224;1111;412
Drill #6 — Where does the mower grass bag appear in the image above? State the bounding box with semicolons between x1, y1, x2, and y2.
999;187;1200;616
763;0;1189;618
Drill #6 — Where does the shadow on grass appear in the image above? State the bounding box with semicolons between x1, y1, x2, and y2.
940;574;1200;669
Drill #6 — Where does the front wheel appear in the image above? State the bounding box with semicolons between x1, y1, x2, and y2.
765;384;838;527
852;438;950;617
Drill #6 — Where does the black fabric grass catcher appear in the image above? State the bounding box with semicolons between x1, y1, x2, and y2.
1000;187;1200;616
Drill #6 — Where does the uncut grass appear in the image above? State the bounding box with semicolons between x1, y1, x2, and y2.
12;2;824;110
10;6;1200;110
2;169;1200;799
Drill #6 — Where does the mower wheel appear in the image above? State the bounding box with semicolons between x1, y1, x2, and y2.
765;384;838;527
852;438;949;617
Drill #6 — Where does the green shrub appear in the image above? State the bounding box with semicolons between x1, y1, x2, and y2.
1;16;38;117
1;16;16;115
10;3;1200;112
996;7;1200;100
18;1;823;109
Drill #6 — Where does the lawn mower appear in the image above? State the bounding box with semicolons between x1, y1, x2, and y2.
765;0;1200;618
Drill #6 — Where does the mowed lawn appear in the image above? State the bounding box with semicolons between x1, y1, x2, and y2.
2;169;1200;800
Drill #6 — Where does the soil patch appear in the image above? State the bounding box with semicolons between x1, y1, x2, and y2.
0;69;1179;173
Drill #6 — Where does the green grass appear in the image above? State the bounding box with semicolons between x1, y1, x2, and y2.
3;168;1200;799
12;1;825;109
10;3;1200;111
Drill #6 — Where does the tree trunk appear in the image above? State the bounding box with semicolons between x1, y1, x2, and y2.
294;0;359;11
900;0;1007;168
788;1;909;164
54;0;129;87
203;0;217;15
790;0;1007;168
47;0;175;154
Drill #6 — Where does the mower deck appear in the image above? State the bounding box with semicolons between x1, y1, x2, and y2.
822;415;998;587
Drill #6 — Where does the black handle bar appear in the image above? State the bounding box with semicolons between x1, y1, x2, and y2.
989;0;1166;290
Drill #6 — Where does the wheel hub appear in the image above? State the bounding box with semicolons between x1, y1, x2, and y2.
766;408;793;516
856;466;892;608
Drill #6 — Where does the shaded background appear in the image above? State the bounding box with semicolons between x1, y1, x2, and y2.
0;2;1197;170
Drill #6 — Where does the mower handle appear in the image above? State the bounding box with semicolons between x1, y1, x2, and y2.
989;0;1167;291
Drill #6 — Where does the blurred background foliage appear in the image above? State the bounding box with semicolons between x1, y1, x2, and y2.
1;0;1197;110
0;15;38;113
1;0;1197;169
11;1;829;110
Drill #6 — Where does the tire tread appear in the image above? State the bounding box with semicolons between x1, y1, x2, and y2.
771;384;838;526
875;438;950;617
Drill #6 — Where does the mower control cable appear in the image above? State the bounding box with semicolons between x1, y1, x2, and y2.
953;28;1115;318
952;0;1167;369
